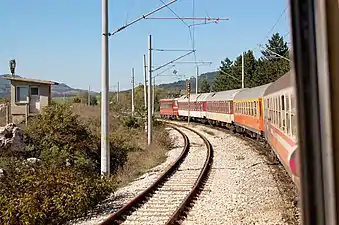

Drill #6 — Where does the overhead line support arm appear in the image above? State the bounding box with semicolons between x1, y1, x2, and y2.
152;50;195;72
110;0;179;36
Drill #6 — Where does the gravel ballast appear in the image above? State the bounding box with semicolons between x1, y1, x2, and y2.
180;123;300;225
69;122;300;225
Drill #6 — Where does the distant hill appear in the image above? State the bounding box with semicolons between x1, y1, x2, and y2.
0;74;96;98
157;71;217;90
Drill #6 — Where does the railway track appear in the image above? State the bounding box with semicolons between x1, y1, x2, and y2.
99;123;213;225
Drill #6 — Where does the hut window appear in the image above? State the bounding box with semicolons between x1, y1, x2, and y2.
16;86;29;102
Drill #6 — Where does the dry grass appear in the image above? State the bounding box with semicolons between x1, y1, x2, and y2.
71;103;173;187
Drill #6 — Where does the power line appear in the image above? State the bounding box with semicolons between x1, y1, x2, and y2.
158;0;196;64
109;0;179;36
259;6;287;44
153;48;193;52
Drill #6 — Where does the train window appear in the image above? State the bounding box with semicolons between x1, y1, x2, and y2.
285;94;290;111
271;98;274;124
252;102;254;116
275;96;278;126
252;102;255;116
267;98;270;120
253;101;257;117
273;97;276;125
255;101;257;117
291;93;297;138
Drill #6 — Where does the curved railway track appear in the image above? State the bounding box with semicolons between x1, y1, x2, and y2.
99;123;213;225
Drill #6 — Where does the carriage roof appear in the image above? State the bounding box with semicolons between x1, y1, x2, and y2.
234;83;272;100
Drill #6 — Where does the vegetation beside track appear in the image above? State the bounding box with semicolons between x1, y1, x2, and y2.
0;102;173;225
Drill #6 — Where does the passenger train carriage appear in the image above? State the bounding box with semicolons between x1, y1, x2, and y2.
233;83;271;137
159;70;300;189
177;93;213;119
263;71;299;186
205;89;242;128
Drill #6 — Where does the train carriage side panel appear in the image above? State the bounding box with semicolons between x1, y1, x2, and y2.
233;83;271;135
173;98;179;118
205;89;244;124
159;99;175;118
197;93;214;118
263;71;299;186
177;94;200;118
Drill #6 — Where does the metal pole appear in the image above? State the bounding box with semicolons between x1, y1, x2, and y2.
117;81;119;102
196;66;199;94
241;52;244;88
101;0;110;176
188;96;190;125
148;35;153;146
88;86;91;106
143;54;147;109
131;68;135;116
152;77;155;116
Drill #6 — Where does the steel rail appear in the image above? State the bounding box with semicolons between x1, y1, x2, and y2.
164;123;213;225
99;125;190;225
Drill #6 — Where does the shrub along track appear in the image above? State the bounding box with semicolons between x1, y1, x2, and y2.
99;123;213;225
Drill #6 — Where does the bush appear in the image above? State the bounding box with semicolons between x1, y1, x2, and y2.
0;159;114;225
25;104;130;175
122;116;141;129
24;104;101;174
73;97;81;103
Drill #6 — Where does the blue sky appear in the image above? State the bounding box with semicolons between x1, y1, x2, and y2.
0;0;290;92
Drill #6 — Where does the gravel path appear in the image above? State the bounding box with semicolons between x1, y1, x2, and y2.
67;128;184;225
179;123;301;225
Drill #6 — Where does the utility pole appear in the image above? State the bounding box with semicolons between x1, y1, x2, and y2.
88;86;91;106
196;66;199;94
101;0;110;175
131;68;135;116
148;35;153;146
117;81;119;102
143;54;147;109
241;52;245;88
152;77;155;116
186;79;191;125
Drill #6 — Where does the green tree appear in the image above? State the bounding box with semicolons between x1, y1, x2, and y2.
212;57;234;91
200;79;211;93
231;50;258;88
261;33;289;59
256;32;291;84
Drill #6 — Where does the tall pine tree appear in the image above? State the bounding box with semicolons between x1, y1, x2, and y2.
212;57;234;91
200;79;211;93
256;32;291;84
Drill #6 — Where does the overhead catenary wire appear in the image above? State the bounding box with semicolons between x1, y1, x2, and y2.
153;48;193;52
152;50;195;72
158;0;197;64
110;0;179;36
